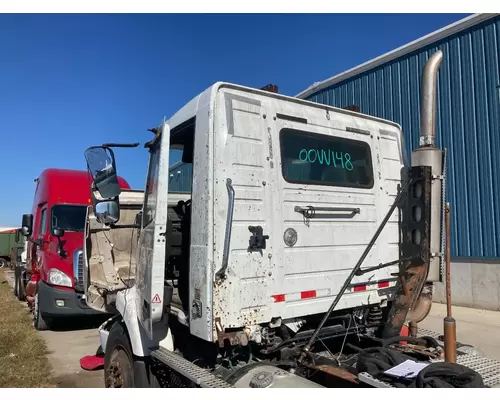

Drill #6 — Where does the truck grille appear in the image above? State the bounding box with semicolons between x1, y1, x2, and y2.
73;249;84;292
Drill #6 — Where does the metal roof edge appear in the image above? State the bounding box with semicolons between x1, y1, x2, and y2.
165;80;402;137
296;13;499;99
216;82;403;131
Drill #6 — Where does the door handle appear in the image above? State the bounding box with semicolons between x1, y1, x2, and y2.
294;205;361;219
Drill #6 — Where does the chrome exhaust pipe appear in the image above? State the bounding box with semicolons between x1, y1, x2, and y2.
412;50;444;283
419;50;443;148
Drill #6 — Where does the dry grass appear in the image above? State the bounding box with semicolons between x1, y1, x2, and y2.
0;270;54;388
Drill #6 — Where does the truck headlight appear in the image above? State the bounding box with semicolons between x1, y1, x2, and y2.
48;268;72;288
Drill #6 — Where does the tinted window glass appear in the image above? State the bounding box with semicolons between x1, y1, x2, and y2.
280;129;374;189
39;208;47;234
51;205;87;232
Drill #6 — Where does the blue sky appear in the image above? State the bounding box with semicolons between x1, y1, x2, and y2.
0;13;468;226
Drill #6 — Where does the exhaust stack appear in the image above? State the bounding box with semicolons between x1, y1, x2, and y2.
419;51;443;147
411;49;445;283
382;51;446;338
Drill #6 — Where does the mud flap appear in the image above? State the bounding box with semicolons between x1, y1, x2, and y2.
133;360;150;388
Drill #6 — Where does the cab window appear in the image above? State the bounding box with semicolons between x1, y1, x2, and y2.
168;118;194;194
280;128;374;189
39;208;47;234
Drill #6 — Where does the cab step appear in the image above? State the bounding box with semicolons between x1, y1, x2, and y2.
150;348;232;388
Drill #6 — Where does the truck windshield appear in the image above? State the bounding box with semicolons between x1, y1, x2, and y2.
51;205;87;233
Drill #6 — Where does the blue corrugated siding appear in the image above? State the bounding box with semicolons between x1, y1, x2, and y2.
307;16;500;259
168;163;192;193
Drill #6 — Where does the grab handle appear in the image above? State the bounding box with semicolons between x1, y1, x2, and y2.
294;205;360;219
215;179;235;282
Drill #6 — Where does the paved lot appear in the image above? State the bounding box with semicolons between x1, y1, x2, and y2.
3;268;500;386
39;320;106;388
419;302;500;361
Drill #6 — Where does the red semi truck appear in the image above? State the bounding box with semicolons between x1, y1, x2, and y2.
19;168;130;330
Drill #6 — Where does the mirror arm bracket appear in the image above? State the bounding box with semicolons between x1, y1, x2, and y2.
101;142;140;148
109;223;140;229
56;238;67;258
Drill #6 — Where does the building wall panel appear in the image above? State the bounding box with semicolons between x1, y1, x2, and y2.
306;16;500;258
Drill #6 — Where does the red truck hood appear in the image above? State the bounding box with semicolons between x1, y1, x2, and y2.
45;231;83;283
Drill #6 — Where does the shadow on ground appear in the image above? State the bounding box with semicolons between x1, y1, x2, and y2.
47;314;111;332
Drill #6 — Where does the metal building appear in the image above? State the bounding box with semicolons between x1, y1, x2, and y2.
168;161;192;193
297;13;500;310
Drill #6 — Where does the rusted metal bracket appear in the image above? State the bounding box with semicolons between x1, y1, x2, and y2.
382;166;433;339
214;317;246;348
311;364;359;384
382;263;429;339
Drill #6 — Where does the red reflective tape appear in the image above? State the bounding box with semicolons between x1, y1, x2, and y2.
300;290;317;299
353;284;367;292
272;294;286;303
378;281;390;288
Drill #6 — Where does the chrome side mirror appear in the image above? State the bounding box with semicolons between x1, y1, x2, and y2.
95;200;120;225
84;146;121;199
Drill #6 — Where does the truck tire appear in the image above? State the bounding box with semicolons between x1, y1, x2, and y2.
17;274;26;301
33;292;50;331
14;268;26;301
104;322;135;388
13;266;19;296
0;258;7;269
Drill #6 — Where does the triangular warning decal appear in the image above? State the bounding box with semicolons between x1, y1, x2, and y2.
151;294;161;303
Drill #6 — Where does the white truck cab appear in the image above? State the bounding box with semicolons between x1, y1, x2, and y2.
85;82;407;334
82;77;449;388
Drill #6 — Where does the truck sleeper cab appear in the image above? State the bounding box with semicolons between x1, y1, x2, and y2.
20;168;130;330
171;83;406;338
81;81;443;388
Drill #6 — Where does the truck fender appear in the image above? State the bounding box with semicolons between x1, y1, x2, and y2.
111;287;170;357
